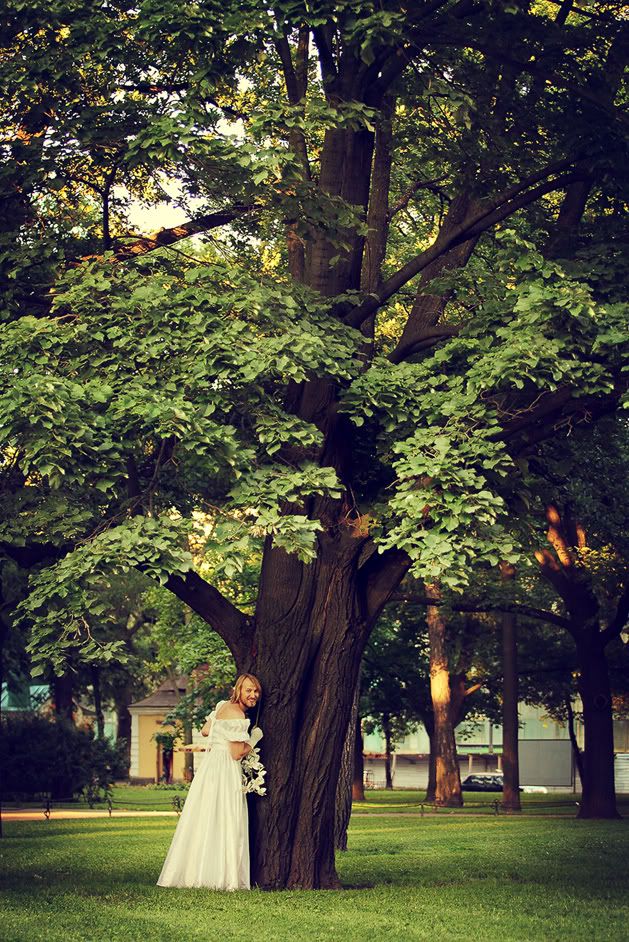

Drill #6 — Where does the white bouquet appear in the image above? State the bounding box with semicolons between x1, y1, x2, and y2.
241;746;267;796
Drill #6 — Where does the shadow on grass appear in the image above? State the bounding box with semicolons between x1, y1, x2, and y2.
3;816;627;904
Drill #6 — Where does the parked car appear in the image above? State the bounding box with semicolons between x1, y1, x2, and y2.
461;773;514;792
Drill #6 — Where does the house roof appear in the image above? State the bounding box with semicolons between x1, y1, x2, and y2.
129;676;188;712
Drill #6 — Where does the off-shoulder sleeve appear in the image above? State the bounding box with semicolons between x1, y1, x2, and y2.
205;700;225;725
221;720;250;742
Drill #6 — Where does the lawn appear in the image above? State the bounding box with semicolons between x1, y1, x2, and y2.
1;812;627;942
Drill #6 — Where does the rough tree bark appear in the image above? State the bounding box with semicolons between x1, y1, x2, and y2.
334;676;361;850
426;584;463;807
576;633;620;819
246;545;368;888
535;505;626;819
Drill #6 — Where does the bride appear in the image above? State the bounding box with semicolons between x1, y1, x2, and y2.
157;673;262;891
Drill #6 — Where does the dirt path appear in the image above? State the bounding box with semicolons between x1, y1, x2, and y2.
2;809;179;821
2;808;578;822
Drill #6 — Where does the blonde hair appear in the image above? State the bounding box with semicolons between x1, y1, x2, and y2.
231;673;262;705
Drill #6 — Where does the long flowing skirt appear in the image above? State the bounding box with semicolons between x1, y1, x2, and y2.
157;745;249;890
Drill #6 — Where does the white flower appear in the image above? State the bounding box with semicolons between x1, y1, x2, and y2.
241;746;267;796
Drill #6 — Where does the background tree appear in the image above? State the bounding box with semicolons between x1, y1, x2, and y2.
361;617;426;789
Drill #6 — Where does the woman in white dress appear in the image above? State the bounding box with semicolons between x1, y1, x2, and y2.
157;674;262;891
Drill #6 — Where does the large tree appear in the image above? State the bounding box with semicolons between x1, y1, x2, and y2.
2;1;628;887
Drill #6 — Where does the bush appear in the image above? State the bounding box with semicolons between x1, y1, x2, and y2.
0;713;123;802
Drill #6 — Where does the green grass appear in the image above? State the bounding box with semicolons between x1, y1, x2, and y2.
1;813;627;941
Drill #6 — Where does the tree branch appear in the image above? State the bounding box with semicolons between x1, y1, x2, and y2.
116;84;247;120
390;592;572;630
165;569;253;664
466;42;629;126
359;548;413;626
388;176;450;219
388;325;461;363
601;583;629;645
497;384;624;454
112;204;256;260
343;161;585;329
313;24;338;89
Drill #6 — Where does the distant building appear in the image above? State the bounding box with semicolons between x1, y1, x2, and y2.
363;703;629;792
128;676;207;783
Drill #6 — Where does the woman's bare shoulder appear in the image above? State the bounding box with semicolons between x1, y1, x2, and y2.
215;702;245;721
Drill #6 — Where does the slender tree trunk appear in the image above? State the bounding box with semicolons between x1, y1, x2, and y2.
0;601;8;839
566;694;586;789
335;676;361;850
182;717;194;783
425;728;437;802
53;673;74;722
352;712;365;802
426;584;463;807
383;714;394;789
113;681;133;774
576;633;620;819
391;192;480;363
501;608;521;812
115;683;133;742
90;665;105;740
361;95;394;296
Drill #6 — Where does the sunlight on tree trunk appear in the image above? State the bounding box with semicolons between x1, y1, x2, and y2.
427;584;463;808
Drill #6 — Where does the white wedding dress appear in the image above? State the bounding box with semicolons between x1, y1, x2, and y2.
157;702;251;890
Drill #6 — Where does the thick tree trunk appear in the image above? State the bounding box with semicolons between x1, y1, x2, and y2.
383;714;394;789
227;100;394;888
305;126;374;295
335;677;361;850
352;712;365;802
426;584;463;807
576;633;620;819
246;542;369;889
501;609;521;812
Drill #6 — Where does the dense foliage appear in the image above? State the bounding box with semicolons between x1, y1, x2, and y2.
0;714;125;801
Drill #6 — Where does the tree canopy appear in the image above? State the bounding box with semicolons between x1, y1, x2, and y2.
2;0;628;887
